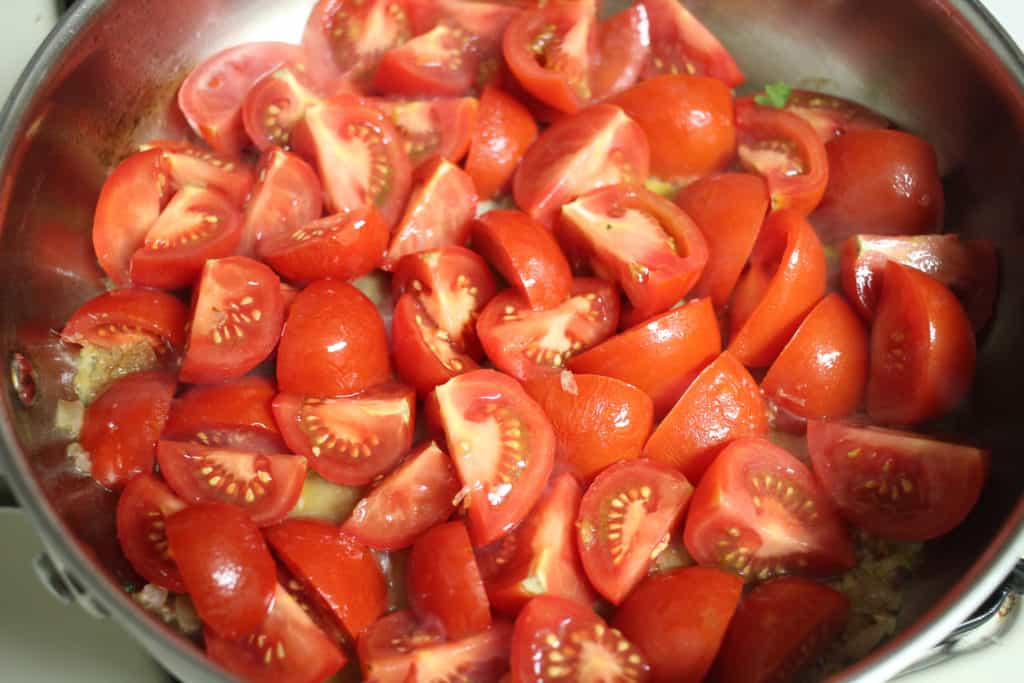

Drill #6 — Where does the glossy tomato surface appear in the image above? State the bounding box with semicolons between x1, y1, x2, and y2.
302;0;413;86
242;147;323;256
163;376;287;453
640;0;743;86
61;287;188;357
465;86;539;199
116;474;186;591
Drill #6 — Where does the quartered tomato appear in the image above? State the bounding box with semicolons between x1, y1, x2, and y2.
782;89;889;142
640;0;743;86
358;610;446;683
180;257;285;384
514;103;650;227
393;293;479;394
61;288;188;357
116;474;186;591
560;184;709;320
243;67;325;152
145;141;256;205
590;2;650;101
477;278;620;381
373;23;481;96
241;148;323;257
434;370;555;546
684;437;855;581
404;622;513;683
465;86;539;199
372;96;478;169
273;383;415;486
302;0;413;86
807;421;989;541
342;441;459;549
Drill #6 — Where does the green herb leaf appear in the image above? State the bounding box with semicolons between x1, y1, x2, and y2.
754;81;792;109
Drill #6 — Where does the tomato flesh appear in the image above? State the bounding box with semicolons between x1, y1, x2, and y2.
302;0;413;86
61;288;188;358
372;96;478;170
358;610;446;683
242;66;325;152
116;474;187;591
465;86;538;199
241;147;323;256
640;0;743;86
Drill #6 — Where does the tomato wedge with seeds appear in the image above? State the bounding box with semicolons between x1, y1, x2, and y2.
684;437;855;581
393;293;479;395
640;0;743;86
302;0;413;86
782;89;889;142
372;96;478;169
273;384;415;486
358;610;446;683
116;474;187;591
435;370;555;546
243;67;324;152
405;623;513;683
180;256;285;384
373;23;480;97
807;421;989;541
144;141;255;205
61;288;188;357
241;147;323;257
477;278;620;381
465;86;538;200
590;3;650;101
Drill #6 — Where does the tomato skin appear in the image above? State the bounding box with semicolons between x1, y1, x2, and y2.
277;279;392;397
867;262;976;425
372;96;478;170
613;566;743;683
260;208;388;283
591;3;650;101
807;421;989;541
116;474;187;591
147;140;256;205
465;86;539;200
783;89;890;142
165;502;276;638
393;293;479;395
568;297;721;418
302;0;413;86
241;147;324;257
640;0;743;86
675;173;769;307
812;129;943;244
472;209;572;311
372;24;478;97
61;287;188;356
358;610;446;683
243;67;325;152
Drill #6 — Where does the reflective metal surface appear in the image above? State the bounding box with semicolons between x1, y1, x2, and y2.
0;1;1023;681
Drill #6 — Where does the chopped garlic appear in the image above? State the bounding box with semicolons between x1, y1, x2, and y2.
54;400;84;437
65;442;92;476
560;370;579;396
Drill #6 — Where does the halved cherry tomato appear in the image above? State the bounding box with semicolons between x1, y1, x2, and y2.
643;351;767;485
383;158;479;269
372;96;478;169
358;610;445;683
243;67;325;152
577;459;692;604
277;279;392;397
302;0;413;86
156;441;307;527
205;583;347;683
404;622;513;683
260;207;388;283
812;129;943;244
465;86;538;199
735;97;829;215
511;596;651;683
867;261;976;425
524;373;653;481
613;566;743;683
684;437;855;581
144;141;256;205
640;0;743;86
782;89;889;142
477;278;620;381
166;502;276;638
373;24;481;97
568;297;720;417
807;421;989;541
393;293;479;394
61;288;188;357
240;148;323;256
514;103;650;227
342;441;459;549
264;518;387;638
116;474;186;591
178;42;304;155
78;371;176;490
590;3;650;101
727;209;826;368
560;184;709;320
711;577;849;683
273;383;415;486
675;173;768;307
409;521;492;638
180;256;285;384
435;369;555;546
472;209;572;310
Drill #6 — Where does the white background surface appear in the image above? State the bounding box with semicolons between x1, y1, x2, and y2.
1;1;1023;682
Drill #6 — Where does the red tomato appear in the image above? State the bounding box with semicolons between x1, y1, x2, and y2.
405;0;519;38
640;0;743;86
472;209;572;310
511;596;651;683
260;208;388;283
735;97;829;216
293;95;413;227
465;86;539;199
867;261;976;425
273;384;415;486
782;89;889;142
180;257;285;384
813;130;943;244
560;184;709;320
435;370;555;546
61;288;188;356
165;502;276;638
613;566;743;683
383;158;479;269
684;437;855;580
242;67;324;152
205;583;347;683
477;473;595;613
675;173;769;307
807;421;989;541
179;42;304;155
392;292;479;395
302;0;413;86
264;518;387;638
643;351;767;485
341;441;459;549
372;96;478;170
727;210;826;368
711;577;849;683
241;148;323;256
145;141;256;205
372;24;480;97
568;297;721;417
116;474;186;591
276;279;392;397
524;373;653;481
156;441;306;527
78;371;176;490
590;3;650;101
408;521;492;638
514;104;650;227
477;278;620;381
358;611;446;683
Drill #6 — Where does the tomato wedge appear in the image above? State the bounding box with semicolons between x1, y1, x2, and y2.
61;287;188;357
684;437;855;581
145;141;255;205
358;610;445;683
241;147;323;256
781;89;889;142
640;0;743;85
392;292;480;395
302;0;413;86
242;67;325;152
590;3;650;101
465;86;538;199
116;474;187;591
372;96;478;170
372;23;480;97
435;370;556;546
